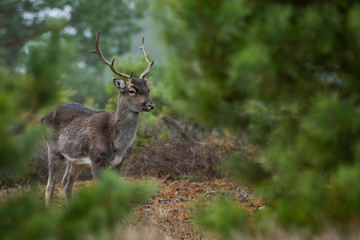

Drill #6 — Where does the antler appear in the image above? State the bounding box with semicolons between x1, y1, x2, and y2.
90;30;132;79
139;37;155;80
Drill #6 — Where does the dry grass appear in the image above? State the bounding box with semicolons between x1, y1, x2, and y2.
132;178;261;240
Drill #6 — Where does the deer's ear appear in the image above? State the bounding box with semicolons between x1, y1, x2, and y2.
113;78;125;91
145;77;151;84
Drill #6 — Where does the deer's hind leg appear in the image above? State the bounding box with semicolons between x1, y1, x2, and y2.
62;163;84;203
61;161;71;189
45;145;65;206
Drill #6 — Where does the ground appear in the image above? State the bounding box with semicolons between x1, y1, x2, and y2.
0;176;261;240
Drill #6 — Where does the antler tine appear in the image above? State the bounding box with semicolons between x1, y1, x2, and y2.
139;37;155;80
90;30;131;79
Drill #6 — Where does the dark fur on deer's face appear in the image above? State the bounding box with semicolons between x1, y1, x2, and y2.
113;77;155;113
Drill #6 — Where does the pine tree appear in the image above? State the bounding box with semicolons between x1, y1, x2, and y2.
153;0;360;236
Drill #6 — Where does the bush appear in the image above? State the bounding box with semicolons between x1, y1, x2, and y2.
0;171;156;240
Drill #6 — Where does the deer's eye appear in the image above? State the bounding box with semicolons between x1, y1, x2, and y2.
129;89;136;95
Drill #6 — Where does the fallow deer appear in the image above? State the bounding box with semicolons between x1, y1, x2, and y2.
42;31;155;206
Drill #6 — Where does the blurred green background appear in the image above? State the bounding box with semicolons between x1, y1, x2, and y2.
1;0;360;239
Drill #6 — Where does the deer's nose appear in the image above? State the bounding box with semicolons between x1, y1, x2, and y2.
148;102;155;110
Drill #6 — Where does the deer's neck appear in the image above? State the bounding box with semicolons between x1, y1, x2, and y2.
114;95;139;132
112;95;140;153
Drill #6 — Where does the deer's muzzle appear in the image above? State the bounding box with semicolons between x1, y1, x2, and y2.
144;100;155;111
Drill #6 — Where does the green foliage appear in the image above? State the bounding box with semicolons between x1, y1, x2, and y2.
222;152;271;186
0;171;157;240
152;0;253;127
0;29;63;179
153;0;360;129
0;192;58;240
154;0;360;237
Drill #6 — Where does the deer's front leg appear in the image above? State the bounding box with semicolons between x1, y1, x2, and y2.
90;149;109;179
114;144;133;173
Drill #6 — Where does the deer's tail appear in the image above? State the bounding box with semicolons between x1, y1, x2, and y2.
41;110;55;125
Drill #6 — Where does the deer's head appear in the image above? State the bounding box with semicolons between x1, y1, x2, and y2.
90;31;155;113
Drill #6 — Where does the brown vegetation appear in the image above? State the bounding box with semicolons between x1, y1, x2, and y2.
121;116;249;180
132;178;261;240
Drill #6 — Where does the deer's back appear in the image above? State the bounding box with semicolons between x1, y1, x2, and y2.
41;103;103;131
42;103;118;160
